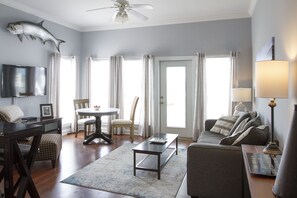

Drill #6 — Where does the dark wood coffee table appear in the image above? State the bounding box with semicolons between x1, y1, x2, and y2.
132;133;178;179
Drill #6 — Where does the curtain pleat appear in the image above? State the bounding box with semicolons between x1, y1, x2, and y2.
109;56;123;134
230;51;239;115
48;53;61;117
192;53;206;141
139;55;155;138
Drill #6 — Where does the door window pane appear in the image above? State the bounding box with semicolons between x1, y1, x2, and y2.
205;57;231;119
166;66;186;128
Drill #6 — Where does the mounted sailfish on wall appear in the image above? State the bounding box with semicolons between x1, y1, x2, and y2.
6;20;65;52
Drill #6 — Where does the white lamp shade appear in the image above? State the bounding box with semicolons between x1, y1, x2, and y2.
232;88;251;102
255;60;289;98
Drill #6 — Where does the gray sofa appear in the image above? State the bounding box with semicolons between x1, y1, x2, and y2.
187;113;269;198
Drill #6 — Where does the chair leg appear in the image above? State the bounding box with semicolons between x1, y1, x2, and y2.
111;126;114;140
51;160;56;168
75;123;78;138
84;125;87;139
130;126;134;142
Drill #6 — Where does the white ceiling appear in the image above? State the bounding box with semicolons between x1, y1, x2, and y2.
0;0;257;32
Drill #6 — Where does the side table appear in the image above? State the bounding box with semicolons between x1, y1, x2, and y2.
242;145;275;198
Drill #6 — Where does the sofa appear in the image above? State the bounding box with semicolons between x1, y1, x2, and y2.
187;112;269;198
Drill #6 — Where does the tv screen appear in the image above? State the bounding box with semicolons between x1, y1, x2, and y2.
1;64;47;98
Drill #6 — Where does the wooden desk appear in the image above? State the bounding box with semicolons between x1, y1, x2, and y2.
242;145;275;198
0;123;43;197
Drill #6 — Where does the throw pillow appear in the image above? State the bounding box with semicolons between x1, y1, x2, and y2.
232;125;269;146
229;112;251;136
241;116;262;131
210;115;239;136
219;118;249;145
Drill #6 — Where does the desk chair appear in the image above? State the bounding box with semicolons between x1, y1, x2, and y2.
73;99;96;138
111;96;139;142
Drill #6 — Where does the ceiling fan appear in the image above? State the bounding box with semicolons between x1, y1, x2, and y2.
87;0;153;23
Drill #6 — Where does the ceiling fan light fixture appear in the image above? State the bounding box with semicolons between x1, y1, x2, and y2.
115;11;128;23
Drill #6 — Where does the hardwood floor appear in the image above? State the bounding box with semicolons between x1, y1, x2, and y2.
7;132;193;198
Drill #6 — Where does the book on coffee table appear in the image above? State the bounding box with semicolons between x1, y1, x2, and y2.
149;137;167;144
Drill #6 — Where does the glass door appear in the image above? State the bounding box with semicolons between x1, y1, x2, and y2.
160;60;193;137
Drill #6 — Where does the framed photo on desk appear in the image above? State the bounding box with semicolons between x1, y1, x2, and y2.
40;104;53;118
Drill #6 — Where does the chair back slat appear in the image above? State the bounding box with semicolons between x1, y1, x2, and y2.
130;96;139;122
73;99;90;119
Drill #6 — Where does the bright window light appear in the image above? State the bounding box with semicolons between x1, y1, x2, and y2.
59;57;77;125
205;57;231;119
122;59;142;124
89;59;110;123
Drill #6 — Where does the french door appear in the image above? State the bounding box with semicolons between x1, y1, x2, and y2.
159;59;194;137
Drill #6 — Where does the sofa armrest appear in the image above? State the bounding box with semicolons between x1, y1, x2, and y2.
187;143;248;198
205;119;217;131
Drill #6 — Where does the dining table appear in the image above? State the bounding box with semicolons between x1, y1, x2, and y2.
76;107;119;145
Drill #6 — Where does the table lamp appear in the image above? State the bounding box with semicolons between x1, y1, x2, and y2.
255;60;288;155
232;88;251;112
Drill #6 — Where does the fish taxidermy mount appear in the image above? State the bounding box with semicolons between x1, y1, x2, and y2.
7;20;65;52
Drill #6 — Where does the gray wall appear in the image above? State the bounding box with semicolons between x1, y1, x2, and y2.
252;0;297;147
0;3;253;121
81;18;253;100
0;4;82;116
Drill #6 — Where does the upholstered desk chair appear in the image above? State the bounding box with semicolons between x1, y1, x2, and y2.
111;96;139;142
73;99;96;138
0;105;62;168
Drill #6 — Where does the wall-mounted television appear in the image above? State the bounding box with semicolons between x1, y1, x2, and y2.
1;64;47;98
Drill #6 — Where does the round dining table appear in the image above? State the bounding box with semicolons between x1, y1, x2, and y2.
76;107;119;145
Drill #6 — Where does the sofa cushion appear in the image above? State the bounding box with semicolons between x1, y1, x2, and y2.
210;115;238;136
232;125;269;146
198;131;225;144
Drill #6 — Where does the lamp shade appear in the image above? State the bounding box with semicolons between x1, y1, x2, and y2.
255;60;289;98
232;88;251;102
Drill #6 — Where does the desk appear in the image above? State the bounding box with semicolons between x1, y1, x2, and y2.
76;108;119;145
21;117;62;134
242;145;275;198
0;122;43;198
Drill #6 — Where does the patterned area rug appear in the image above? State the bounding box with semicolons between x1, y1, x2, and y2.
61;143;187;198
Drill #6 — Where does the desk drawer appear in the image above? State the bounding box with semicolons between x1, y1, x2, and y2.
44;122;59;132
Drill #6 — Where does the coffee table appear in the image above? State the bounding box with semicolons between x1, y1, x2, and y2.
132;133;178;179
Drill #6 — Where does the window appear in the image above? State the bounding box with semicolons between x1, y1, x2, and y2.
89;59;110;123
59;56;77;125
122;59;142;124
205;57;231;119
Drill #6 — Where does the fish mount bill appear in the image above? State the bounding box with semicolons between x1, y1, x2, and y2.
7;20;65;52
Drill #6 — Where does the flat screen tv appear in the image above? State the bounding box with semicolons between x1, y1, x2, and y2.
1;64;47;98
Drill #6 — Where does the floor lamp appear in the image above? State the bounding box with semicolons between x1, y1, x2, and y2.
255;60;289;155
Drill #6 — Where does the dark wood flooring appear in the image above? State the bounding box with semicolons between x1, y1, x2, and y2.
4;132;193;198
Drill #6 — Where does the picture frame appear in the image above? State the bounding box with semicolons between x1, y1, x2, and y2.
40;104;53;118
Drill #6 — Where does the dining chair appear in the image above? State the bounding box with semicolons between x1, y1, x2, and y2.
111;96;139;142
73;99;96;138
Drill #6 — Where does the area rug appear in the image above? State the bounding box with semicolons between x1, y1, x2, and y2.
61;143;187;198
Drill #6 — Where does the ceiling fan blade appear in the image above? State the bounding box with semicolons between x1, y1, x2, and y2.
129;4;153;10
86;6;117;12
127;9;148;21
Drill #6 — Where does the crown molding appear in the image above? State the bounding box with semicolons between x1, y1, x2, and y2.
248;0;258;16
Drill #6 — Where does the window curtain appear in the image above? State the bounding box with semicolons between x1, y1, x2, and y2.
70;56;79;132
109;56;124;134
229;51;239;115
139;55;156;138
192;53;206;141
48;53;61;117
